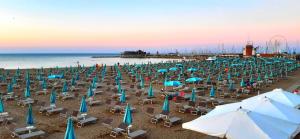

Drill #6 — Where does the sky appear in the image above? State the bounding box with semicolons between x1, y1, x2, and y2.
0;0;299;53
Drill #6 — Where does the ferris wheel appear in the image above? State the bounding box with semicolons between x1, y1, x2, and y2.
267;35;288;53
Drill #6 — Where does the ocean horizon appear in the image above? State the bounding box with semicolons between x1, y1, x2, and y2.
0;53;177;69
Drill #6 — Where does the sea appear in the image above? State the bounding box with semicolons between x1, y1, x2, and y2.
0;53;179;69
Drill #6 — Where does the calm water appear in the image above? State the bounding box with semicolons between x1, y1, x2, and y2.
0;53;179;69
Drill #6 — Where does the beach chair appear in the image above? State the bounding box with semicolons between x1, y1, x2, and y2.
77;116;98;128
46;107;64;116
17;130;46;139
125;130;147;139
164;117;182;128
178;101;195;113
110;123;128;138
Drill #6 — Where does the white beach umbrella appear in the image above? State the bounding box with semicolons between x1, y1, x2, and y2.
245;88;300;108
203;97;300;124
182;108;300;139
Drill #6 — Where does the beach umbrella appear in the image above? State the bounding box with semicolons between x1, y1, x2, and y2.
182;108;300;139
245;88;300;108
24;86;31;98
185;77;203;83
71;77;76;86
123;104;133;125
120;89;126;103
117;82;122;94
0;99;4;113
50;90;56;105
157;69;167;73
79;96;87;113
227;73;231;80
169;67;178;71
148;83;154;98
7;83;13;93
217;74;223;81
26;104;34;126
240;78;246;88
87;86;94;98
62;81;68;93
228;82;235;91
42;79;47;90
64;117;76;139
206;75;211;84
164;81;182;87
162;97;170;113
190;88;196;102
140;77;145;89
210;86;215;97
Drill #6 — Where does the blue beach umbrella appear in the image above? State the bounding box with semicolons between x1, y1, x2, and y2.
185;77;202;83
64;117;76;139
148;83;154;98
162;97;170;113
117;82;122;94
71;77;76;86
120;89;126;103
26;104;34;126
164;81;181;87
50;90;56;105
210;86;215;97
157;69;167;73
62;81;68;93
123;104;133;125
190;88;196;102
87;86;94;98
79;96;87;113
240;78;246;87
169;67;178;71
42;79;47;90
0;99;4;113
7;83;13;93
187;68;197;72
24;86;31;98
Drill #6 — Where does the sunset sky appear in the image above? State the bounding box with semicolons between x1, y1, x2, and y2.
0;0;299;53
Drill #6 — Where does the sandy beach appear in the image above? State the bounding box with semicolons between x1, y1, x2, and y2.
0;63;299;139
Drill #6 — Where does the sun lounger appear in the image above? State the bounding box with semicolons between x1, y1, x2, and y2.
46;107;64;116
110;123;128;138
17;130;46;139
17;99;35;107
126;130;147;139
77;116;98;128
59;109;69;120
164;117;182;128
39;106;53;113
61;94;75;101
87;100;101;106
110;105;122;114
10;127;37;137
2;94;16;101
35;90;47;95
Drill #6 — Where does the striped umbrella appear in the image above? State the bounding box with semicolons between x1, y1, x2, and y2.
26;104;34;126
79;96;87;114
64;117;76;139
0;99;4;113
123;104;133;125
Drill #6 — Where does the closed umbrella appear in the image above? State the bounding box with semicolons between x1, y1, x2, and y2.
50;90;56;106
162;97;170;113
24;86;31;98
64;117;76;139
148;83;154;98
120;89;126;103
123;104;133;126
190;88;196;102
87;86;94;98
79;96;87;114
26;104;34;126
0;99;4;113
210;86;215;97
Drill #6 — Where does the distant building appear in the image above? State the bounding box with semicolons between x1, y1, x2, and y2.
243;43;257;57
121;50;147;58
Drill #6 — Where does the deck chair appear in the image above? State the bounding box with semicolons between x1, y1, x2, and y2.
110;123;128;138
125;130;147;139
